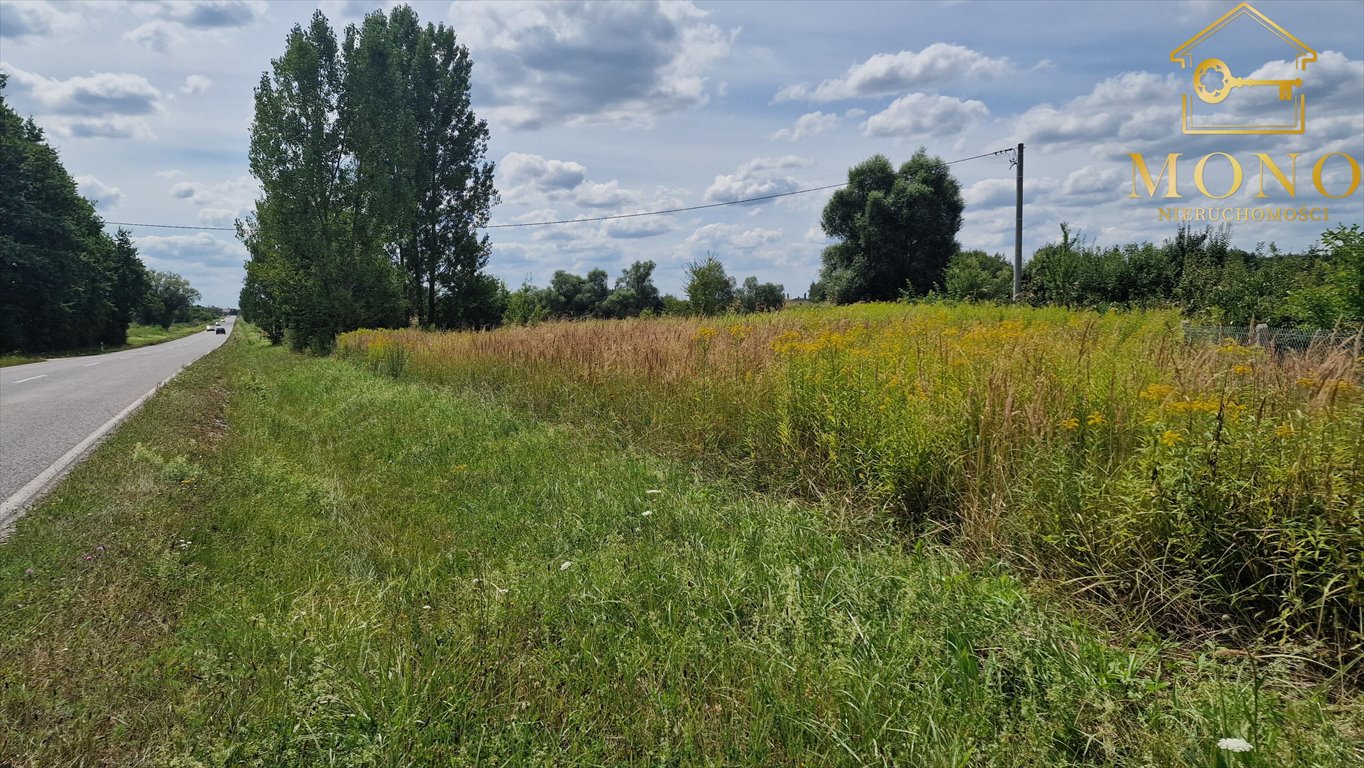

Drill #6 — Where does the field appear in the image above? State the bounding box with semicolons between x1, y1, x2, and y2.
0;313;1359;766
339;304;1363;663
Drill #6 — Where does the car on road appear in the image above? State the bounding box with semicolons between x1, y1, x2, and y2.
213;325;226;335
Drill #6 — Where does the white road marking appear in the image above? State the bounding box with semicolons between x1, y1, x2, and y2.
83;362;100;367
0;369;182;536
12;375;47;384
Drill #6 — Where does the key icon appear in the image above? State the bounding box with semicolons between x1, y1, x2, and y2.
1194;58;1301;104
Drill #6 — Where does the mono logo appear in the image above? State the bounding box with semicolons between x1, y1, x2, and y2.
1170;2;1316;135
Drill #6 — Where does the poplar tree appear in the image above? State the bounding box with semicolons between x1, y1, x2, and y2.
243;5;497;348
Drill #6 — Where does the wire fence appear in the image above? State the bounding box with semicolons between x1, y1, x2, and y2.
1183;324;1362;353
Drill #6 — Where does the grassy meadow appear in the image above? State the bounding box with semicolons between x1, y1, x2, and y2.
0;315;1358;765
339;304;1363;665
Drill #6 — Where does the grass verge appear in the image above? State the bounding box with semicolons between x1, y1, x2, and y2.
0;322;208;367
1;326;1360;766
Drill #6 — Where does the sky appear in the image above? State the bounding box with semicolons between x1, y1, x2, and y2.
1;0;1361;308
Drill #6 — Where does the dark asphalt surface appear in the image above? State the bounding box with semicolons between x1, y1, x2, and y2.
0;318;233;507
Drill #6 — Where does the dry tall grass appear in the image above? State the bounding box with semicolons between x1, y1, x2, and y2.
339;304;1363;663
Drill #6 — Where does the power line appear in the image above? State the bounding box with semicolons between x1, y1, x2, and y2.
946;147;1015;165
102;147;1018;233
489;148;1016;229
485;182;848;229
106;221;235;231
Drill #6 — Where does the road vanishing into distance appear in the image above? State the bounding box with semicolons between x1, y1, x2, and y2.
0;318;234;532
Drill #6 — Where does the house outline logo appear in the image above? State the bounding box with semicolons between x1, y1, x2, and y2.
1170;1;1317;135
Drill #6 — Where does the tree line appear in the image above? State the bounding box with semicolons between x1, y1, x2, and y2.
807;151;1361;330
502;256;785;325
948;223;1363;330
1;74;206;354
239;6;498;352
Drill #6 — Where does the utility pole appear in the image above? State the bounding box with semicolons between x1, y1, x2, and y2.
1013;142;1024;301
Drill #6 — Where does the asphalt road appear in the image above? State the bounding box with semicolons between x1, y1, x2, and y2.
0;318;233;527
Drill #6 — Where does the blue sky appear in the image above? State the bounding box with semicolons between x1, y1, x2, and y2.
2;0;1361;308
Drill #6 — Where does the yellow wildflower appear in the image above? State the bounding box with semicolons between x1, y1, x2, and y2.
1273;423;1294;438
1086;411;1106;427
1140;383;1175;401
1231;363;1253;376
1160;430;1184;447
693;326;719;342
1334;379;1357;394
770;330;802;354
1296;377;1316;389
1059;417;1080;430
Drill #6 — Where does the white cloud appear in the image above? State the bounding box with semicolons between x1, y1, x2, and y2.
180;74;212;95
197;208;238;226
167;176;258;226
770;111;840;141
135;231;241;271
123;20;182;53
776;43;1015;102
863;92;989;138
1059;166;1126;206
75;175;123;211
0;1;80;39
447;0;733;129
603;216;675;239
574;181;637;209
1013;71;1178;149
132;1;267;30
0;62;164;117
512;208;558;224
318;0;381;20
499;152;587;198
45;117;149;139
703;156;809;203
804;225;831;243
124;1;266;51
686;223;783;250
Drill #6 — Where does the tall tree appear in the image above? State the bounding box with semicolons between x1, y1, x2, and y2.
598;260;664;318
244;6;497;347
685;254;736;316
737;276;785;313
246;11;406;352
340;6;497;328
139;270;201;329
103;229;150;344
818;151;964;303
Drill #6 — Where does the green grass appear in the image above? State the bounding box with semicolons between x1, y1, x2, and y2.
0;321;210;367
1;327;1359;766
124;320;214;348
0;353;45;367
338;307;1364;661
